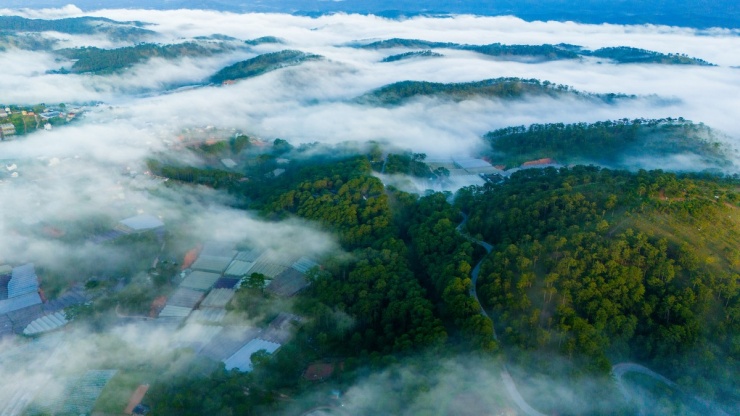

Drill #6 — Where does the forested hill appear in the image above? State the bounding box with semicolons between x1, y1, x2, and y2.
0;15;153;41
55;41;240;74
381;50;444;63
458;166;740;412
356;78;633;106
244;36;284;46
0;33;57;51
486;118;734;170
354;38;713;65
209;50;322;84
145;147;738;414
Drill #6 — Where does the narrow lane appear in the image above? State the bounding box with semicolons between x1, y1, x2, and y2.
457;212;546;416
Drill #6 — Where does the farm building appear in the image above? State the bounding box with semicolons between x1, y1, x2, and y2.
23;311;68;335
191;255;234;274
180;271;221;292
115;214;164;234
223;338;281;372
266;268;309;297
199;325;261;362
224;260;254;278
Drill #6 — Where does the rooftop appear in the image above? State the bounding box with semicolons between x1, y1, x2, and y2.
181;271;221;292
9;263;39;298
118;214;164;232
223;338;281;372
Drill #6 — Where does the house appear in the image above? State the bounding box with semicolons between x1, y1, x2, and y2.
522;158;556;167
223;338;281;372
115;214;165;234
220;158;237;169
1;123;16;139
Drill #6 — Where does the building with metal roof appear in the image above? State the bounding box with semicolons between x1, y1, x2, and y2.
181;271;221;292
266;269;310;297
224;260;254;277
166;287;204;308
171;324;223;354
116;214;164;234
43;285;88;313
6;303;45;333
158;305;192;319
234;248;263;262
0;292;42;315
23;311;69;335
291;257;319;274
192;255;234;274
8;263;39;298
60;370;117;416
221;158;237;169
213;277;240;289
452;157;493;170
189;308;227;324
200;289;235;309
200;241;237;258
224;338;281;372
199;326;260;362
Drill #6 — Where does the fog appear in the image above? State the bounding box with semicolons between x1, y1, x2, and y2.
0;6;738;416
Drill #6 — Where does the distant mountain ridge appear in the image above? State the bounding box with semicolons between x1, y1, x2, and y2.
356;38;714;66
3;0;737;29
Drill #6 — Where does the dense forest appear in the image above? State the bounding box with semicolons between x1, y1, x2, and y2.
485;118;732;169
55;42;239;74
586;47;714;65
381;50;444;62
460;166;739;410
355;37;713;65
357;78;633;106
0;16;153;41
144;141;739;414
244;36;284;46
0;32;57;51
209;50;322;84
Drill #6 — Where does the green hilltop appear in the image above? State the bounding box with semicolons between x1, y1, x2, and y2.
356;78;634;106
209;50;322;84
485;118;734;170
354;37;713;65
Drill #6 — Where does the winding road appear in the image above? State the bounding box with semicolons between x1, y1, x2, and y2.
456;212;546;416
455;212;730;416
612;363;731;416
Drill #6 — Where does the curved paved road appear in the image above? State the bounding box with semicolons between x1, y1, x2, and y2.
458;213;731;416
612;362;731;416
457;212;546;416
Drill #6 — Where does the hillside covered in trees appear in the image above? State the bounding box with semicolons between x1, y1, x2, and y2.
55;41;240;74
485;118;734;169
143;141;738;415
354;38;713;65
357;78;633;106
0;15;153;41
458;166;739;412
209;50;322;84
381;50;444;62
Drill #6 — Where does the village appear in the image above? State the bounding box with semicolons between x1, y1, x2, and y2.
0;103;84;140
0;129;331;415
